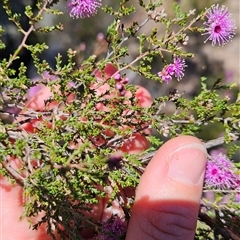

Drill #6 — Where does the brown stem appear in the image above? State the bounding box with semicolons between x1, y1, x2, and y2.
7;0;49;68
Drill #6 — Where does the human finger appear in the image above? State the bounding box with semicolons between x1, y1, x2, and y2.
126;135;207;240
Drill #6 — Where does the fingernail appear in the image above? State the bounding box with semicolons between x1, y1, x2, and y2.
168;143;207;185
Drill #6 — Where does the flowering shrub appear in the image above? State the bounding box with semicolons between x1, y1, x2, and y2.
0;0;239;239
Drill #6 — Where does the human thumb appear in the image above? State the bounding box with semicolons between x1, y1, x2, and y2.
126;136;207;240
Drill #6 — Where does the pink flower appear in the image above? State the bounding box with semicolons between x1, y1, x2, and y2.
158;57;187;83
203;4;236;46
173;57;187;80
68;0;102;19
204;153;238;189
159;64;175;81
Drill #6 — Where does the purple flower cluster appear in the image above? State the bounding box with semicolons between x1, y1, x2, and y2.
203;4;236;46
158;57;187;83
68;0;102;19
96;216;127;239
204;153;238;190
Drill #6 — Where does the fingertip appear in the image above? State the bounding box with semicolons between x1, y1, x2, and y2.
136;135;207;202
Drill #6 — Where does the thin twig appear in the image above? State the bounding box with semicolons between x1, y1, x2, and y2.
1;158;25;186
7;0;49;68
140;136;233;164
